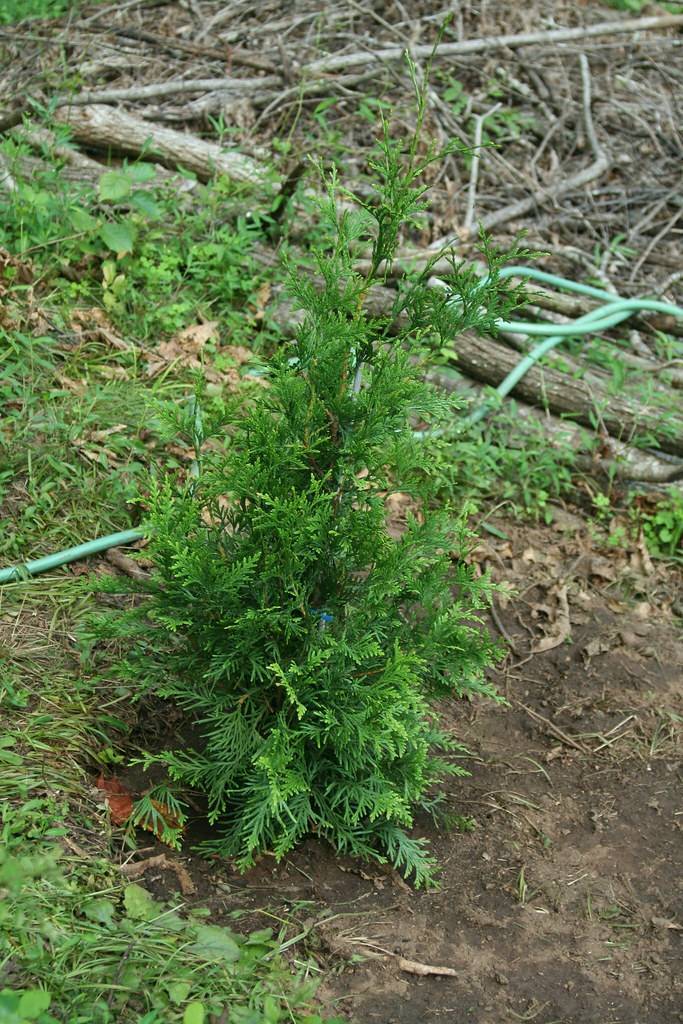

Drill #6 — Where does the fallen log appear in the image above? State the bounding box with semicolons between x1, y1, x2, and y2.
53;105;272;186
426;369;683;484
447;330;683;458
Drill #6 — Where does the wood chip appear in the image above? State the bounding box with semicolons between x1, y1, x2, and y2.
532;584;571;653
121;853;196;895
397;957;457;977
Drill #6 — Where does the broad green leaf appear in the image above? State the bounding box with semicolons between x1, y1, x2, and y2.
0;750;23;766
69;208;98;232
119;965;141;989
17;989;51;1019
263;996;282;1023
123;883;159;921
167;982;192;1005
82;899;116;927
183;1003;205;1024
128;162;156;183
98;171;132;201
130;191;161;217
188;924;240;962
0;990;21;1013
158;909;185;932
100;221;136;255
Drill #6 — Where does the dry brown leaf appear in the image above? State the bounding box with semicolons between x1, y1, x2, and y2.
532;584;571;653
55;374;87;395
71;444;103;466
200;494;232;528
0;247;34;285
588;556;616;583
70;307;130;351
97;365;130;380
582;636;611;663
174;321;220;348
87;424;128;443
96;774;134;825
145;320;221;379
385;491;423;540
72;425;127;468
397;957;457;977
252;281;271;320
633;532;655;576
651;916;682;931
224;344;254;365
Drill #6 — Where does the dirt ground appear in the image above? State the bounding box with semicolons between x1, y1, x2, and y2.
131;514;682;1024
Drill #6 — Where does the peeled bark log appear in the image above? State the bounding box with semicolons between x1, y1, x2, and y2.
54;104;271;186
449;330;683;458
426;369;683;483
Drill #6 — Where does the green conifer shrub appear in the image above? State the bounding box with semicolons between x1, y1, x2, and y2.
91;94;526;886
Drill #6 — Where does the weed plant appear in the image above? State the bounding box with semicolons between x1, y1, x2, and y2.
0;136;275;344
426;405;582;523
0;582;334;1023
638;492;683;560
0;821;331;1023
89;88;526;886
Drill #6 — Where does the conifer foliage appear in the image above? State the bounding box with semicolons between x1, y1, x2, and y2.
94;95;525;885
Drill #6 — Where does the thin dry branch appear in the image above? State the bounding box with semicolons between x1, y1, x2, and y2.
54;76;280;106
436;52;610;240
305;15;683;74
94;24;278;73
464;103;501;233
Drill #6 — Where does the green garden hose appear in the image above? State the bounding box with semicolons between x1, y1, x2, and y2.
460;266;683;425
1;267;682;584
0;529;144;583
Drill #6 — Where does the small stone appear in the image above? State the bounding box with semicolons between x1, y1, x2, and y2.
494;972;509;986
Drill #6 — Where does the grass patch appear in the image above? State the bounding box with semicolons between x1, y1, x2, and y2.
0;0;82;24
0;581;336;1022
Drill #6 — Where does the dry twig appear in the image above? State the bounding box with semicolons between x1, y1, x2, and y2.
305;15;683;74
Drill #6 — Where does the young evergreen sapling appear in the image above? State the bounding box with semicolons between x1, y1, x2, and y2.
93;99;525;885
